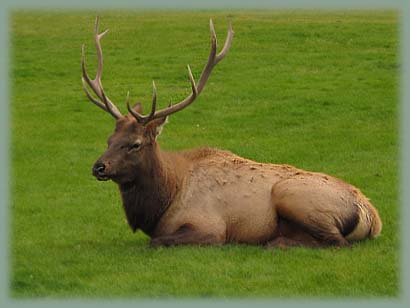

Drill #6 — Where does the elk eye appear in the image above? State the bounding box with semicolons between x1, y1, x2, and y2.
128;142;141;151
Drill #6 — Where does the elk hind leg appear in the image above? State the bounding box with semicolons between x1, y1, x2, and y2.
266;218;323;249
271;180;352;248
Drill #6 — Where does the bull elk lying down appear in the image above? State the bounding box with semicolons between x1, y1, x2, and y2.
81;17;382;248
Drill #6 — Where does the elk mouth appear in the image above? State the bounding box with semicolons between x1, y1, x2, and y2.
95;174;110;181
93;170;111;181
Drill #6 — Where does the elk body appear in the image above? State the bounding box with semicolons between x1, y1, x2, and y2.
81;17;382;248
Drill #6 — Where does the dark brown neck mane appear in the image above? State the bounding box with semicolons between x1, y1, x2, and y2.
118;146;184;235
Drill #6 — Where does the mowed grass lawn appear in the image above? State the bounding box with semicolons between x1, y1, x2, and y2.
11;10;398;298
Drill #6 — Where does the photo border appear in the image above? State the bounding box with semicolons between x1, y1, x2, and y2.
1;0;407;307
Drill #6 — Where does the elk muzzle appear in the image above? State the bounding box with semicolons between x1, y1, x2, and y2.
92;161;110;181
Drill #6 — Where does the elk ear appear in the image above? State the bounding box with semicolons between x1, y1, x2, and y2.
133;102;143;114
145;117;168;140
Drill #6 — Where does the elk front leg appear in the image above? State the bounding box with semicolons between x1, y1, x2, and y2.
150;224;225;247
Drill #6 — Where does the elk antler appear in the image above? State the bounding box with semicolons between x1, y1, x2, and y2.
82;17;233;123
127;19;234;124
82;16;123;119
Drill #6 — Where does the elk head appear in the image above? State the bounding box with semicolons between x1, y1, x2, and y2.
81;17;233;184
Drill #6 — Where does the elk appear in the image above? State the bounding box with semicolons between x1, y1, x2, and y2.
81;17;382;248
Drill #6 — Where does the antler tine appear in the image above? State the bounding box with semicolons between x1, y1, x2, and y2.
127;81;158;124
126;91;142;122
143;19;233;121
215;19;234;64
197;18;234;93
94;16;109;82
148;81;158;120
81;16;123;119
81;76;109;112
150;65;197;119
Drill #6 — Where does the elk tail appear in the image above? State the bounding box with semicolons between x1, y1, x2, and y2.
345;197;382;241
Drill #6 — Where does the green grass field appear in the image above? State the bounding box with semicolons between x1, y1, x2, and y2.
11;10;398;298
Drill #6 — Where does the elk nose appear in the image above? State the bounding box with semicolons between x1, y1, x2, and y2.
93;162;106;176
